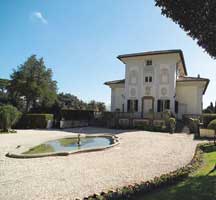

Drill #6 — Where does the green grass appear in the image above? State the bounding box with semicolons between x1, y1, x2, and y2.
0;129;17;134
23;144;54;154
135;151;216;200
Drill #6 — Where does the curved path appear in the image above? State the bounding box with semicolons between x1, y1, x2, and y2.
0;127;200;200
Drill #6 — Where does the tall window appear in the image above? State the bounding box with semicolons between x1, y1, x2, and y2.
145;76;153;83
127;100;138;112
157;99;170;112
146;60;152;66
175;101;179;113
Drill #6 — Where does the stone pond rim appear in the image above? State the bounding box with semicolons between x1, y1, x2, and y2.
5;134;119;159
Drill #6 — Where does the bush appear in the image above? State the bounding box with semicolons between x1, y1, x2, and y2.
188;118;200;136
202;114;216;128
17;114;53;129
207;119;216;144
169;118;176;133
0;105;21;132
61;109;94;121
207;119;216;130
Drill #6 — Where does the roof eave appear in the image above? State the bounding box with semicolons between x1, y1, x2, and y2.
117;50;188;76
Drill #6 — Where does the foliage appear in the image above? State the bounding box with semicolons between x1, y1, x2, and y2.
207;119;216;130
135;147;216;200
0;78;10;93
207;119;216;144
0;78;10;106
169;118;176;133
202;113;216;128
8;55;57;112
0;105;21;132
87;100;106;112
203;101;216;113
57;93;87;110
61;110;94;120
188;118;200;136
17;113;53;129
155;0;216;58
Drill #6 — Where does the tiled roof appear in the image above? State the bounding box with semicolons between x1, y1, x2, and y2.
117;49;187;75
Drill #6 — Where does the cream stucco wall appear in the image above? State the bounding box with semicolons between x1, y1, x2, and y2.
176;81;205;117
123;53;180;113
110;85;125;112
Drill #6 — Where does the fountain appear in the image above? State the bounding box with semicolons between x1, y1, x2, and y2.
77;133;81;146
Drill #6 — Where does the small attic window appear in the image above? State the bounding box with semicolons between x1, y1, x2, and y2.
146;60;152;66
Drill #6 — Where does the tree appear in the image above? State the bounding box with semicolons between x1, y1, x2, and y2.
155;0;216;58
9;55;57;112
0;105;21;132
214;101;216;113
57;93;87;110
0;78;10;106
0;78;10;93
87;100;106;112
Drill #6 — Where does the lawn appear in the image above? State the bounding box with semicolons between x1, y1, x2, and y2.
135;150;216;200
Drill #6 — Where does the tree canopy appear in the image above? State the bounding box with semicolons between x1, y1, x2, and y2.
9;55;57;112
155;0;216;58
57;93;106;112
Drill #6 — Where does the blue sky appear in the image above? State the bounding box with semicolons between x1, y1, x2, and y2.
0;0;215;108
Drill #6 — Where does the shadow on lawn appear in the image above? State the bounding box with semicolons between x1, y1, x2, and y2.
134;175;216;200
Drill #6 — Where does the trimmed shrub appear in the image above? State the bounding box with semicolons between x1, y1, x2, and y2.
0;105;21;132
133;119;150;129
207;119;216;130
17;114;53;129
188;118;200;135
207;119;216;144
202;113;216;128
61;109;94;121
169;118;176;133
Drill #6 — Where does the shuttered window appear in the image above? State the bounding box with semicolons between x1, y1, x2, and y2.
175;101;179;113
165;100;170;109
157;99;170;112
127;99;138;112
157;100;161;112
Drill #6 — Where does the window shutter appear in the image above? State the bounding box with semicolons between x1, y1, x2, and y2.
157;100;161;112
165;100;170;109
175;101;179;113
135;100;138;112
127;100;131;112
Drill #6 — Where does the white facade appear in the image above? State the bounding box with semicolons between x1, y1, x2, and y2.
105;50;209;118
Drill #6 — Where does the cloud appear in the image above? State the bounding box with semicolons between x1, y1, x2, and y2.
32;12;48;24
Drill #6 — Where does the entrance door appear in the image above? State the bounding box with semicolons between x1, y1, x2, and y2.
142;97;154;115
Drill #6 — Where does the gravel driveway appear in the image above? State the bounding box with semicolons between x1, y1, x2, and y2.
0;127;200;200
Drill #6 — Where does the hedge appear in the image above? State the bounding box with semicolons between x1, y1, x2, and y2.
202;114;216;128
17;114;53;129
61;110;94;121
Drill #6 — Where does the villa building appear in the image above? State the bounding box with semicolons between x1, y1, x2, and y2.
105;50;209;119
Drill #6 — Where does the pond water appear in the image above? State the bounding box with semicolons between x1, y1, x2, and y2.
24;136;115;154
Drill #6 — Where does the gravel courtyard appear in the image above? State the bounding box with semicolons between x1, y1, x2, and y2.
0;127;200;200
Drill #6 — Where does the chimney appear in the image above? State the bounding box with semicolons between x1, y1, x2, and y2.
197;74;200;78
